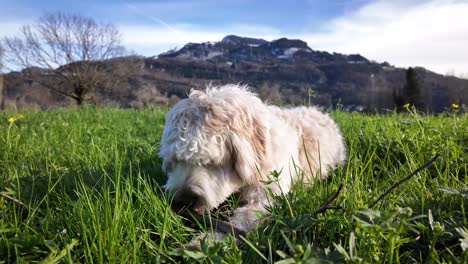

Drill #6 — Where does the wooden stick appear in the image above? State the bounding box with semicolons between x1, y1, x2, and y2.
313;184;344;214
368;153;440;208
181;183;345;236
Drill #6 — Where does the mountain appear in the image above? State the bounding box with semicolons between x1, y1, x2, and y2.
160;35;367;64
2;35;467;112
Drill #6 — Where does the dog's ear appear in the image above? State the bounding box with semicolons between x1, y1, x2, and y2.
195;90;268;184
229;106;268;184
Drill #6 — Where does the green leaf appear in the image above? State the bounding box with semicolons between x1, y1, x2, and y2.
276;250;288;258
275;258;296;264
183;250;206;260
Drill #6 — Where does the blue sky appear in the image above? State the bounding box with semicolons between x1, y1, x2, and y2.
1;0;468;75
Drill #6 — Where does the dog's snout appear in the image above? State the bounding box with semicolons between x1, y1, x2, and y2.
171;189;205;214
173;191;197;206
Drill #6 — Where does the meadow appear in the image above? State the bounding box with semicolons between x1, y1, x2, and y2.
0;107;466;263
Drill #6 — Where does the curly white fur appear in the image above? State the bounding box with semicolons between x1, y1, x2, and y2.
159;84;346;231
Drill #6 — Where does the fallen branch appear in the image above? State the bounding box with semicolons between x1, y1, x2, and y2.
180;183;345;237
368;153;440;208
313;184;344;214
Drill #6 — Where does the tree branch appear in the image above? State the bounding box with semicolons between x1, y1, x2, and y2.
23;74;79;101
368;153;440;208
313;184;344;214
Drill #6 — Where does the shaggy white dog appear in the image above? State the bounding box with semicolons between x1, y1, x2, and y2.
159;84;346;231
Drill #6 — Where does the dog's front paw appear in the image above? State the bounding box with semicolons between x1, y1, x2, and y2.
230;203;266;231
185;231;227;250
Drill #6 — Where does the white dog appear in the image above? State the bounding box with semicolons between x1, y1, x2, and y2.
159;84;346;231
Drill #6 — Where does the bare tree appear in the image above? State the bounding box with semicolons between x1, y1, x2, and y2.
0;45;4;109
2;13;130;105
0;44;4;71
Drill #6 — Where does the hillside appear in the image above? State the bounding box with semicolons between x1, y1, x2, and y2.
2;35;467;112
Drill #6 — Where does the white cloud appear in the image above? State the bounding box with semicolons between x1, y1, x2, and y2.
298;0;468;75
119;23;281;56
120;26;228;57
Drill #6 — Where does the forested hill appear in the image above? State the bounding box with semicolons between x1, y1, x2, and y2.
2;35;467;112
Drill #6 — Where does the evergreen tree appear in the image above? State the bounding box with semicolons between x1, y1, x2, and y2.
404;67;423;109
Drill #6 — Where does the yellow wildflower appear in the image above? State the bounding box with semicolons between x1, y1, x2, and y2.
17;113;25;119
452;103;459;109
403;103;410;108
8;117;15;124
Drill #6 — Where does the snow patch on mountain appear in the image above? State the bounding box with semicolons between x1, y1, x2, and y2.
277;47;311;59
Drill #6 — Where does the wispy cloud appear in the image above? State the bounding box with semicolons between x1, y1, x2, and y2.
119;23;281;55
298;0;468;74
120;25;224;54
123;2;184;37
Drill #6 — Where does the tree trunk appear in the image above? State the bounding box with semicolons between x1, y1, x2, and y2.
76;96;83;106
75;83;85;106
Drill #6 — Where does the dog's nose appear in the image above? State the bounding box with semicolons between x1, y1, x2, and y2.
172;190;204;214
173;193;194;208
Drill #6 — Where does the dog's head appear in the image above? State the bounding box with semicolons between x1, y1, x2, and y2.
159;85;268;213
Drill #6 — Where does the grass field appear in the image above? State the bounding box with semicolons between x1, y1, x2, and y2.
0;107;466;263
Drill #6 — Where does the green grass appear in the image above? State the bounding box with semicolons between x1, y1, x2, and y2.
0;107;466;263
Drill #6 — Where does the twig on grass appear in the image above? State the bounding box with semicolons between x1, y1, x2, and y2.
368;153;440;209
180;183;345;238
313;184;344;215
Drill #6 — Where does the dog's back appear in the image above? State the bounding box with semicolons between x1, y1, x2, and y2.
276;106;346;179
